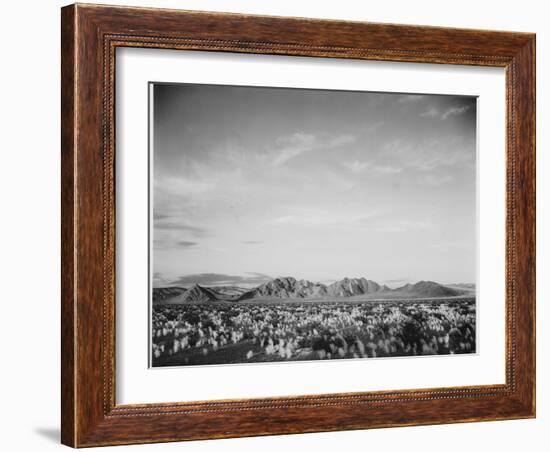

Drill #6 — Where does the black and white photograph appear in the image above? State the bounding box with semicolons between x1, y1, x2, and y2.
150;83;477;367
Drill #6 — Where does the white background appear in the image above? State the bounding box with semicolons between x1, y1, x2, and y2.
0;0;546;451
117;49;506;404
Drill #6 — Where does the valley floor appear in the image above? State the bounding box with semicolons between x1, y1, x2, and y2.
151;297;476;367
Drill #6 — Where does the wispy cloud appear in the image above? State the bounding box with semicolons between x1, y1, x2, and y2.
372;220;434;233
153;221;208;236
171;272;272;287
382;138;474;172
344;160;402;175
153;272;172;286
421;174;454;186
154;238;199;250
175;240;198;247
153;212;169;220
271;210;380;228
272;132;355;166
397;94;426;104
382;278;410;289
441;105;471;120
409;149;472;171
374;165;403;175
243;240;262;245
344;160;371;173
329;134;356;147
420;107;440;118
155;175;215;195
272;132;316;165
420;104;472;120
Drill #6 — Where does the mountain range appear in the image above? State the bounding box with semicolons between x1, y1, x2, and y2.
152;276;474;304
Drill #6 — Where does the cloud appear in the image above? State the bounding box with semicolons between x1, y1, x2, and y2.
153;212;169;220
276;132;315;147
154;221;208;237
272;132;316;165
441;105;471;120
345;160;371;173
272;132;356;166
271;210;380;228
409;149;472;171
371;220;433;233
420;107;440;118
374;165;403;175
397;94;426;104
243;240;262;245
382;138;474;172
155;175;215;195
154;238;199;250
421;174;454;186
153;272;171;286
420;104;472;120
175;240;198;247
344;160;402;175
329;134;356;147
382;278;410;288
171;272;272;287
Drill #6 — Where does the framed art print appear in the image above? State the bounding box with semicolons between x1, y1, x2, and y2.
148;83;479;369
61;4;535;447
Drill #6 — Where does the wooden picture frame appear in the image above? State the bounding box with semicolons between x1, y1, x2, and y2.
61;3;535;447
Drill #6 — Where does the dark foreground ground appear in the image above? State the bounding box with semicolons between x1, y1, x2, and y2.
151;297;476;367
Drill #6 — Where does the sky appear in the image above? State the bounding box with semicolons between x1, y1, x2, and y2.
151;83;476;288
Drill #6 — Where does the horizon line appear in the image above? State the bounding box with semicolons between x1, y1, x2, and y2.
152;275;476;289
